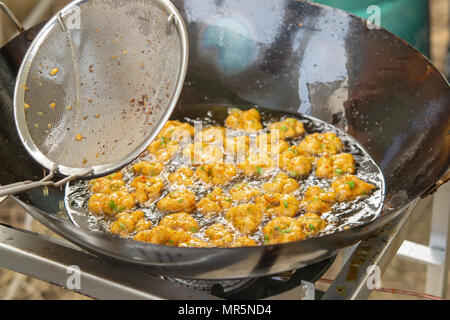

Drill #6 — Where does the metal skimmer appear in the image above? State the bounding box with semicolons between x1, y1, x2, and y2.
0;0;188;196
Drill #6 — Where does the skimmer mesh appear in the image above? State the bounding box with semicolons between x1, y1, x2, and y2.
17;0;186;175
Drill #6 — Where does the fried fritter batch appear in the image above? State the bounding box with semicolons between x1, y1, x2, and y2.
87;108;375;247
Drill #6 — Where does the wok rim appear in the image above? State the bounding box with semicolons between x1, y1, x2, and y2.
2;0;449;279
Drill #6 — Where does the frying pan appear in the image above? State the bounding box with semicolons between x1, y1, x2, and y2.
0;0;448;280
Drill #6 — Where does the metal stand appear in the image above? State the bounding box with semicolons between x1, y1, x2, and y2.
0;223;216;300
322;201;418;299
0;201;423;300
397;183;450;298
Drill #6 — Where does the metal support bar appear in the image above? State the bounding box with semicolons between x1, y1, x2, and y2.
322;201;418;300
396;182;450;297
425;182;450;296
0;224;218;300
397;240;445;266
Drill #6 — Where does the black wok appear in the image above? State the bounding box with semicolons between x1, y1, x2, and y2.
0;0;448;280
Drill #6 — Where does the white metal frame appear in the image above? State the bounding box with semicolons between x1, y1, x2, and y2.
397;182;450;297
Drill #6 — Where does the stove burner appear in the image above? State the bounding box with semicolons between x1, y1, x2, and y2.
167;278;252;293
166;256;336;299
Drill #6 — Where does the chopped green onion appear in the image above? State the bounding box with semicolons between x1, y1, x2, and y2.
281;125;288;132
309;223;315;230
108;200;117;210
283;201;289;208
264;234;269;240
160;137;169;145
281;228;292;234
119;223;126;230
348;180;355;190
190;227;198;233
335;168;343;174
256;166;262;175
177;198;184;203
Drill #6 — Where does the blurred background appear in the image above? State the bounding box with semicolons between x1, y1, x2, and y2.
0;0;448;300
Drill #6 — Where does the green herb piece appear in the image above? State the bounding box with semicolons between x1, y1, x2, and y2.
281;228;292;234
348;180;355;190
108;200;117;211
281;125;288;132
160;136;169;145
283;201;289;208
309;223;315;230
335;168;343;174
190;227;198;233
177;198;184;203
264;235;269;240
119;223;126;230
256;166;263;175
